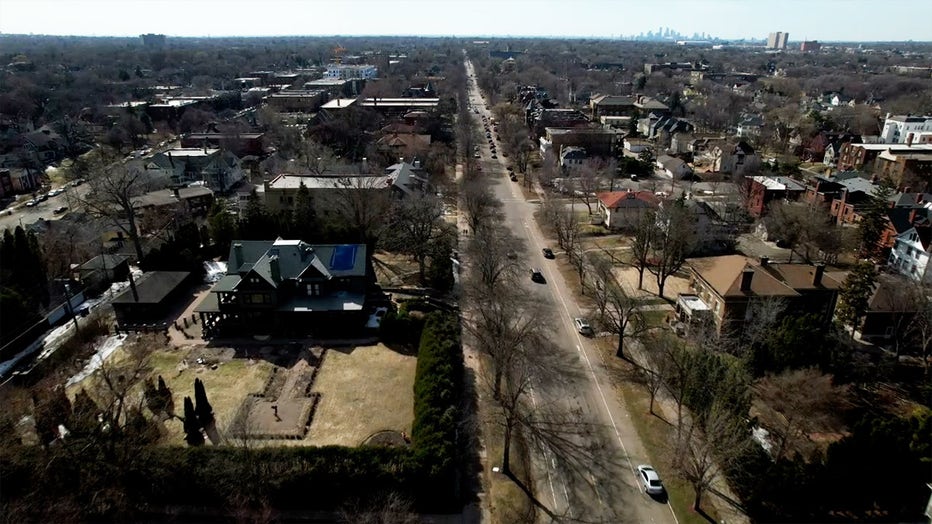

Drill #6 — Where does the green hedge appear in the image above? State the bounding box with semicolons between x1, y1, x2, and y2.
411;312;463;505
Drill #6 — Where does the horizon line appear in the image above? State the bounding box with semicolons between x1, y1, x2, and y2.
0;32;931;45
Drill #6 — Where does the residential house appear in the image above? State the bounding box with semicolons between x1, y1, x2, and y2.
633;95;670;116
375;131;431;160
801;132;861;163
75;254;130;295
539;127;620;157
359;98;440;117
837;142;932;171
266;90;328;112
262;161;427;213
623;138;651;154
708;141;760;177
596;190;659;230
744;175;805;217
526;106;590;139
880;114;932;144
678;255;841;334
638;115;693;142
859;274;919;342
560;147;588;172
195;239;370;337
144;148;244;193
737;114;764;138
888;221;932;283
589;94;636;119
325;64;378;80
21;126;66;165
873;149;932;190
180;132;266;157
0;168;39;197
827;176;882;224
657;155;694;179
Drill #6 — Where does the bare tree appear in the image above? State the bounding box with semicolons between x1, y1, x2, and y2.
78;154;155;262
754;368;848;461
906;286;932;377
338;492;419;524
328;176;394;247
387;193;454;284
540;198;582;260
648;200;696;298
460;178;502;234
601;278;646;359
674;400;751;511
629;211;656;290
872;274;922;359
464;225;521;299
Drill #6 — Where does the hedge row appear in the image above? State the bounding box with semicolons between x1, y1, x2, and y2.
411;312;463;504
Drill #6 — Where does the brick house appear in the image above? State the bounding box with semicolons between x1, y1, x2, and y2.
744;176;805;217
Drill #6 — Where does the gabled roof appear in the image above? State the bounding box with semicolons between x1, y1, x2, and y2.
226;239;367;287
765;263;842;291
688;255;799;298
597;190;658;209
79;254;128;271
749;176;805;191
112;271;190;304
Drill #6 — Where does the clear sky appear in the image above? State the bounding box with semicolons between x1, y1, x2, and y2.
0;0;930;42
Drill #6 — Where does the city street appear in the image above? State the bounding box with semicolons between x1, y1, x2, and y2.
465;59;678;523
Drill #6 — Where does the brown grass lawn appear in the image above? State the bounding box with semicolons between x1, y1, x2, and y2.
304;344;416;447
66;343;275;446
150;351;275;445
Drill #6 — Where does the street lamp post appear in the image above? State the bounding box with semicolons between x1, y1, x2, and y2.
63;282;79;331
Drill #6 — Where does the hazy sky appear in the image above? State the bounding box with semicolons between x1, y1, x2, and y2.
1;0;930;42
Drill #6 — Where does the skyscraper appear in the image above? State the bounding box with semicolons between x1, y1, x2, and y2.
767;31;789;50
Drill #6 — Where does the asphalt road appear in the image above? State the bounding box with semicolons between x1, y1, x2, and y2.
0;184;86;231
465;59;678;523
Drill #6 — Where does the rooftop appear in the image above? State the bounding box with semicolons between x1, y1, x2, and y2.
112;271;190;304
321;98;358;109
749;176;805;191
598;190;658;209
267;174;392;190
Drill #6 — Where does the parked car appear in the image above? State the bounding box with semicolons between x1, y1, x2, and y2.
636;465;664;495
510;174;517;181
53;206;68;214
573;317;593;336
491;154;498;159
25;200;38;207
530;268;545;283
542;247;554;259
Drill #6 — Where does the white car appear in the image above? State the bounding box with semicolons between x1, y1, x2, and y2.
637;465;664;495
573;317;593;336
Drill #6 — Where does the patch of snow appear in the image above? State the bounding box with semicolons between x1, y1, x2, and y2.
204;260;227;283
65;334;127;388
752;426;773;454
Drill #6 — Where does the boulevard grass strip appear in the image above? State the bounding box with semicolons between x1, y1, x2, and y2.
305;344;415;447
596;339;720;524
484;407;536;523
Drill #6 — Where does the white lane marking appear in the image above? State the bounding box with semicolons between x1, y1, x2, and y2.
520;212;680;524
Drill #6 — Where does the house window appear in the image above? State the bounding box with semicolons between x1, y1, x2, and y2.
252;293;264;303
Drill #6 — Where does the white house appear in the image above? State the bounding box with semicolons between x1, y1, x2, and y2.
881;114;932;144
560;147;588;172
709;141;760;177
623;138;650;153
657;154;694;179
144;148;244;193
597;190;659;230
888;226;932;283
324;64;378;80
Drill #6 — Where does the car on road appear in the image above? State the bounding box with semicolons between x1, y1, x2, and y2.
530;268;545;283
491;154;498;159
542;247;554;259
473;152;481;158
53;206;68;214
636;465;664;495
38;194;48;202
510;174;517;181
573;317;594;336
25;199;38;207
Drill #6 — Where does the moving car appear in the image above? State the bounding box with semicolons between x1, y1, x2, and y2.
542;247;554;259
636;465;664;495
573;317;593;336
530;268;545;283
25;199;38;207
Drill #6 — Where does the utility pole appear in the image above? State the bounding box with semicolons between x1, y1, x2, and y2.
63;282;79;331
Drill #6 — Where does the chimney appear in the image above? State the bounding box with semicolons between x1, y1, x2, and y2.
233;243;243;270
759;256;769;267
269;255;281;283
812;263;825;286
907;133;914;147
740;268;754;292
910;208;918;224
